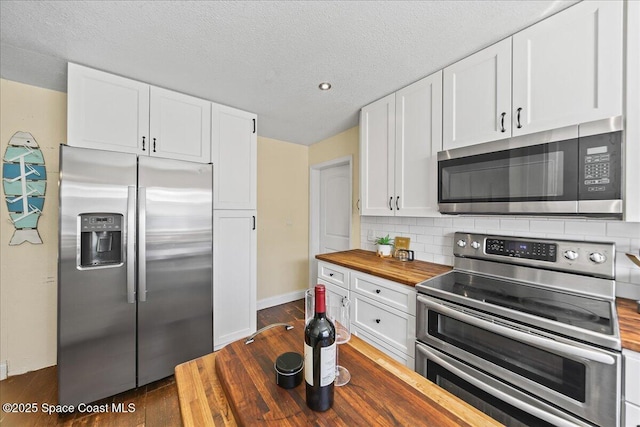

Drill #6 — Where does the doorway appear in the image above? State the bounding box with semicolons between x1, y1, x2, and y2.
309;156;352;287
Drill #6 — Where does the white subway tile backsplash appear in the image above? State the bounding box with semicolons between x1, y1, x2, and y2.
565;221;606;236
452;217;476;229
608;221;640;237
360;216;640;299
474;218;501;229
500;219;530;231
530;220;565;234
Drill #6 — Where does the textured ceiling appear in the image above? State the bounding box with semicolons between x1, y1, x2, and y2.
0;1;577;146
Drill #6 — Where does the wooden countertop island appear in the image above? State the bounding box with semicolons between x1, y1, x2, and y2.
175;319;501;426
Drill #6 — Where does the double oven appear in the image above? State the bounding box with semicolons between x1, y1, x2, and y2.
415;232;621;427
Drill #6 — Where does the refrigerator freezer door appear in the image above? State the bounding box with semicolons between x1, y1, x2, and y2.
58;145;137;406
137;156;213;385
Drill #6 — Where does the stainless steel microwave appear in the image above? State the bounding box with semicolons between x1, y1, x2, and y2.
437;117;623;217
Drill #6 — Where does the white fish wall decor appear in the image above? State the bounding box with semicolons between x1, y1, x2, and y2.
2;131;46;245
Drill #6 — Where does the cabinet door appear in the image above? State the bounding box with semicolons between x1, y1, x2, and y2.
443;38;512;150
360;94;395;216
213;210;257;350
149;86;211;163
512;0;623;136
395;71;442;217
67;63;149;154
212;105;257;209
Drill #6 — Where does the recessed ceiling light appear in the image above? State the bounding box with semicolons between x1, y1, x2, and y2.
318;82;332;91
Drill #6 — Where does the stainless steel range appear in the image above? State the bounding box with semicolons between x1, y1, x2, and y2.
415;232;621;427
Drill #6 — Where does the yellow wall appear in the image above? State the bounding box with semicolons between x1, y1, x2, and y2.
257;137;309;301
308;126;360;248
0;79;66;375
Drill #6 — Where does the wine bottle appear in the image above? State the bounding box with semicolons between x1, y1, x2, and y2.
304;285;336;412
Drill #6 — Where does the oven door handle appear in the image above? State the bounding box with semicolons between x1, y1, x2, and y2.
418;295;616;365
416;344;586;427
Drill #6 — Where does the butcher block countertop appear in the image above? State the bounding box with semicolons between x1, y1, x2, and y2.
175;319;502;427
617;298;640;353
316;249;452;286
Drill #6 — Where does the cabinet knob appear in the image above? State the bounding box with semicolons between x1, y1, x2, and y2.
329;273;334;277
396;196;399;210
389;197;393;210
152;137;156;152
375;289;381;294
142;136;146;151
375;319;381;324
500;112;506;133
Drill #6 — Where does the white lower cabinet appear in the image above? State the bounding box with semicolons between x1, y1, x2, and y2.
317;260;417;368
624;349;640;426
213;210;257;350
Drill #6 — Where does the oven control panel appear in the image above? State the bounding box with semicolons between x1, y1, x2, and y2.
453;232;615;279
485;238;556;262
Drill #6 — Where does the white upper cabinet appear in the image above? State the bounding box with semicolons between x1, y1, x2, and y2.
360;93;395;216
512;0;623;136
443;38;512;151
442;0;622;151
68;63;149;154
68;63;211;163
360;72;443;217
149;86;211;163
211;104;257;209
394;71;442;217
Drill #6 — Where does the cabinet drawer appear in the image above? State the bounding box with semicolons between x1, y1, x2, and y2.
625;349;640;406
351;271;416;315
352;326;414;370
318;261;348;288
351;293;415;358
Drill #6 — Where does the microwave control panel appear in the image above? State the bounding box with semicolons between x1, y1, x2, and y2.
579;131;621;199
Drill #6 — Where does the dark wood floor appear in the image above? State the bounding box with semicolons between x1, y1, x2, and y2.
0;299;304;427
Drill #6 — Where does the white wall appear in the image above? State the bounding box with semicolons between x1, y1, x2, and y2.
361;216;640;299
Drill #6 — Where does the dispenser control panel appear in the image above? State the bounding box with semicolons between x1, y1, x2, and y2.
81;214;122;231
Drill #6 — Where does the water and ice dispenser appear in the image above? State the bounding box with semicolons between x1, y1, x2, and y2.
79;213;123;267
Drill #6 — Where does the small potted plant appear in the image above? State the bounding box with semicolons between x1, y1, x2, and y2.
375;234;394;257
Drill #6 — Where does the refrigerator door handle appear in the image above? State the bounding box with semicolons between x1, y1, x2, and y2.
127;186;136;303
138;187;147;302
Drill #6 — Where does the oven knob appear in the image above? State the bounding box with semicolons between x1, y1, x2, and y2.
563;250;579;260
589;252;606;264
456;239;467;248
471;241;481;250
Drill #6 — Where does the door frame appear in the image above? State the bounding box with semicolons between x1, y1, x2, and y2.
309;155;353;287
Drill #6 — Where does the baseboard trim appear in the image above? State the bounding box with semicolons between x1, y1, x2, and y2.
0;361;7;381
257;289;306;311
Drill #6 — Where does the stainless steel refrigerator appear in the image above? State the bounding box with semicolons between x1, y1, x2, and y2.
57;145;212;406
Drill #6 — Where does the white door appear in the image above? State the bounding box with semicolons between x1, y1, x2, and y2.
443;38;512;150
213;210;257;350
212;104;258;209
67;63;149;154
319;163;351;254
395;71;443;217
360;94;395;216
512;0;623;136
149;86;211;163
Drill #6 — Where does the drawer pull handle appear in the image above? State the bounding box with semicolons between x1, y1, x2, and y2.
329;273;334;277
375;289;381;294
375;319;381;324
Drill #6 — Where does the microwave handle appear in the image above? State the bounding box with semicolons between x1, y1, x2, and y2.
416;344;583;427
418;295;615;365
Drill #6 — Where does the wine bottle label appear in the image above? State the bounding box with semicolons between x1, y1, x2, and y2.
304;342;336;387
